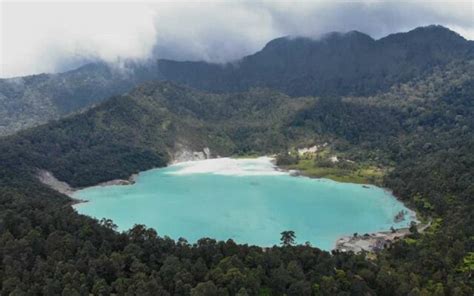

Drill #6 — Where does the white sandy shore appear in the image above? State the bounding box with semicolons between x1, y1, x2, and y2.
168;156;285;176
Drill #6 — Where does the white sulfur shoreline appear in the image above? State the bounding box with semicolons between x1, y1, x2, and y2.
167;156;285;176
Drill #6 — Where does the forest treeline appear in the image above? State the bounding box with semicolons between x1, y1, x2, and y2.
0;60;473;295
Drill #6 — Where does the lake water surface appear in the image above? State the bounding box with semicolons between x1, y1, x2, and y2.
73;157;414;250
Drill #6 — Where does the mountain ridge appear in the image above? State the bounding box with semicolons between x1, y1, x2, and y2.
0;25;472;136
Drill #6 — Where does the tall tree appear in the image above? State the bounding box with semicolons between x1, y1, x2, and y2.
280;231;296;246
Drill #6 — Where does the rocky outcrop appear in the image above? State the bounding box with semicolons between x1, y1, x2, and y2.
37;169;75;197
297;145;318;155
37;169;137;198
171;146;212;163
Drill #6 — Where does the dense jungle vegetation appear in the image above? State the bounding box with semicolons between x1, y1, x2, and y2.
0;55;473;295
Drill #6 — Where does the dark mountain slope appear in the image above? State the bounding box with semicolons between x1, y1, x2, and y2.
0;62;164;136
1;25;472;136
157;25;473;96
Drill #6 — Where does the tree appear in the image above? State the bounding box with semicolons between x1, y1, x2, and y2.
99;218;117;231
409;221;419;235
280;231;296;246
190;281;218;296
236;287;250;296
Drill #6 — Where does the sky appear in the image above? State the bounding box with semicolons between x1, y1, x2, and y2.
1;0;473;78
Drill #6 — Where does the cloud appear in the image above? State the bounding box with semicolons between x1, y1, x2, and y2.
1;2;157;77
1;0;473;78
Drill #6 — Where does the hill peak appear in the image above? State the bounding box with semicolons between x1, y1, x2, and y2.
261;30;375;51
380;24;466;43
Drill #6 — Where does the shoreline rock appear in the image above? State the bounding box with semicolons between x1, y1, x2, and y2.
95;174;137;187
37;169;75;197
334;218;429;253
37;169;137;205
334;228;411;253
171;146;212;163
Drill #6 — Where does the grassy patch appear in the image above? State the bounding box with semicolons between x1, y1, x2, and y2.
403;238;418;245
280;151;386;185
425;218;443;235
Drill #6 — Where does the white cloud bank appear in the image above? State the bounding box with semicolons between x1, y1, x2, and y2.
1;0;473;78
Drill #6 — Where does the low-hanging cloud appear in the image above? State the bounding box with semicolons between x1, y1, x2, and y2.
1;0;473;78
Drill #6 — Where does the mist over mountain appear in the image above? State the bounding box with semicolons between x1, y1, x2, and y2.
157;25;473;96
3;1;474;78
0;25;472;136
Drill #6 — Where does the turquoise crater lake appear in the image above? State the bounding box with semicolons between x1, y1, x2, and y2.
73;157;414;250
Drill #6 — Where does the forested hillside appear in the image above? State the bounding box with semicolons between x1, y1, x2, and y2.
0;62;163;136
0;58;473;294
0;83;309;187
1;25;472;136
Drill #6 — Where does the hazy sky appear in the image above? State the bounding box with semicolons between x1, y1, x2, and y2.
1;0;473;78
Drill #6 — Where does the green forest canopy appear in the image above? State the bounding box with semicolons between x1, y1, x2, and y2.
0;59;473;295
